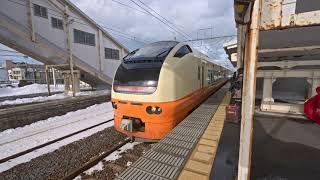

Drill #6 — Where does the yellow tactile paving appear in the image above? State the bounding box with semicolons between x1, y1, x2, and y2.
199;139;217;147
178;92;231;180
193;151;213;163
185;160;212;175
179;170;207;180
197;145;217;154
207;125;222;129
204;130;218;136
202;134;219;141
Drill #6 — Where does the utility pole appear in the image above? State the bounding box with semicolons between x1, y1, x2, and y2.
45;65;51;96
52;68;56;87
64;6;75;97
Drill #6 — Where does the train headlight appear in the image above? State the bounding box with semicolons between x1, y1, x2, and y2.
155;107;162;114
151;106;157;112
146;106;153;114
146;106;162;114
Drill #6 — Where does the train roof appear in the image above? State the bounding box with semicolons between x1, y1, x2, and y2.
178;42;230;70
136;41;232;71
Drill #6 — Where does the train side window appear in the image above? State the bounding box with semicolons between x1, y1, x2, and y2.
174;45;192;58
198;66;200;80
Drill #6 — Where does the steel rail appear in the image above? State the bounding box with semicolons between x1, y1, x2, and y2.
0;119;114;164
62;138;131;180
0;110;112;146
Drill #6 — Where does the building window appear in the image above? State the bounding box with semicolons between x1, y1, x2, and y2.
73;29;95;46
33;4;48;19
105;48;120;60
51;17;63;30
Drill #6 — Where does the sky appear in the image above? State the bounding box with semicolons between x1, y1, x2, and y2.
70;0;236;69
0;0;236;69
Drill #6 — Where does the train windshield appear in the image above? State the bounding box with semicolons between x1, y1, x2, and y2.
113;41;179;94
124;41;179;61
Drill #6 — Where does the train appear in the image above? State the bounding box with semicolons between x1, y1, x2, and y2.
111;41;231;140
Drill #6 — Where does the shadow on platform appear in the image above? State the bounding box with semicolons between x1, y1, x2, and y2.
210;122;240;180
210;115;320;180
251;117;320;180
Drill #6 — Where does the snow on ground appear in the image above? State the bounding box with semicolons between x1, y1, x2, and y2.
0;90;110;106
75;90;110;96
83;142;141;176
0;93;68;106
0;102;114;173
0;84;64;97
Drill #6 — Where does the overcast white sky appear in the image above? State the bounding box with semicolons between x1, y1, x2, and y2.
69;0;236;69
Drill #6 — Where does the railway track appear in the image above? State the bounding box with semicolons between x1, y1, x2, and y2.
62;138;131;180
0;118;114;164
0;93;111;131
73;140;152;180
0;109;112;146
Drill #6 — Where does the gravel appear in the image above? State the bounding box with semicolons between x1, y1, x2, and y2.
81;143;152;180
0;127;126;180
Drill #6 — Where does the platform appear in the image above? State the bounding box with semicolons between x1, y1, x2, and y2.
250;113;320;180
115;85;230;180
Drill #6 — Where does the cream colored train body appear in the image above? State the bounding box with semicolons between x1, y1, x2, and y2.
111;41;230;140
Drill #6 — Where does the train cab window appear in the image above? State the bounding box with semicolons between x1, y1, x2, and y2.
126;41;179;61
114;41;179;94
174;45;192;58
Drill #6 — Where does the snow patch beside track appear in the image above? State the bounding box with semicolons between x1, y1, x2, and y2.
0;102;114;173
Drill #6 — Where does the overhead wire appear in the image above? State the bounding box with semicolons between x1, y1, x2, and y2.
192;36;236;48
5;0;149;44
183;35;236;42
136;0;192;40
115;1;235;69
110;0;193;42
129;0;191;41
88;15;154;43
6;0;235;68
110;0;151;16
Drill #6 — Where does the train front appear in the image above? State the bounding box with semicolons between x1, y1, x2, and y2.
111;41;178;140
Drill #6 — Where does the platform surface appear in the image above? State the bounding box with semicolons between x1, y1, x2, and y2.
115;86;229;180
251;114;320;180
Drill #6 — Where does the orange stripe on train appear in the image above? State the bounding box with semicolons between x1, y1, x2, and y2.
112;81;226;140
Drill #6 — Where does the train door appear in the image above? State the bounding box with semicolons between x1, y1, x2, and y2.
198;65;201;88
201;66;204;88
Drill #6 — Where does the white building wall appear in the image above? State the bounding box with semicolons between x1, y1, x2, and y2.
101;36;123;78
0;68;8;81
0;0;29;28
32;0;66;49
31;0;128;78
69;12;100;70
0;0;129;85
102;60;121;78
